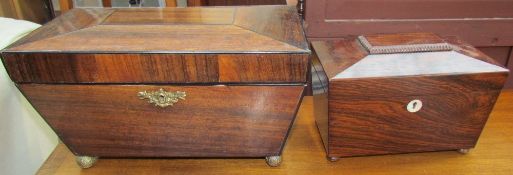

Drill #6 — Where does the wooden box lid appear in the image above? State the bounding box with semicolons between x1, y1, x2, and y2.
1;6;310;84
2;6;308;54
312;33;509;81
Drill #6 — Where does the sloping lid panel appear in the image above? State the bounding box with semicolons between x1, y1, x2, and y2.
313;33;509;80
6;25;303;53
7;8;114;49
334;51;509;79
3;6;309;54
102;7;235;25
233;6;309;51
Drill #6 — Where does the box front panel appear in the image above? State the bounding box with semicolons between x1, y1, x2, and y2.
328;81;501;157
19;84;304;157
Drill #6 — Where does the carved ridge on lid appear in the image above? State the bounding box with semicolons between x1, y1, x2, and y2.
358;35;453;54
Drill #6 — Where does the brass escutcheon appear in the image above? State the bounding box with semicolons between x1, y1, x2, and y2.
138;88;186;108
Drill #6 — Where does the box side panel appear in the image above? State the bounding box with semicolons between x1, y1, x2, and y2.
311;50;329;153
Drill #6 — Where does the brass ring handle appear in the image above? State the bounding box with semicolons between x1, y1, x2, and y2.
138;88;186;108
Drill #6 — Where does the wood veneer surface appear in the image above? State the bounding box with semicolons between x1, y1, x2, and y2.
327;90;500;157
1;5;310;84
2;53;308;83
311;33;509;158
311;35;508;81
303;0;513;89
37;92;513;174
21;85;304;158
2;6;308;53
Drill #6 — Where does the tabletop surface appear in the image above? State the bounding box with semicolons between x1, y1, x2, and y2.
38;91;513;175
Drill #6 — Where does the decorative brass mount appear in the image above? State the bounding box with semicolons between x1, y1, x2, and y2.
138;88;186;108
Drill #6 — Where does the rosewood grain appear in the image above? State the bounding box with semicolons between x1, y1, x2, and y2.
2;53;308;83
34;92;513;174
312;33;510;159
328;91;501;157
3;6;308;53
446;37;505;67
232;5;308;51
218;54;308;83
2;53;218;83
330;73;508;98
309;39;368;79
1;6;309;167
20;84;304;157
102;8;235;25
8;8;114;49
4;25;305;53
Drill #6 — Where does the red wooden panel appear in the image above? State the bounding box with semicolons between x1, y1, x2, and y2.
305;0;513;47
477;47;511;66
325;0;513;20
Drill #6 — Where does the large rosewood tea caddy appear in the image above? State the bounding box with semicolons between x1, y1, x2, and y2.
1;6;310;168
311;33;509;161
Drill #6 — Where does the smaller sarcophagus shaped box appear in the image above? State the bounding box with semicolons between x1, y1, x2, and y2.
311;33;509;161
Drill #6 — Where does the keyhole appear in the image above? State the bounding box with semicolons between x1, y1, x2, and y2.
407;99;422;113
159;94;166;102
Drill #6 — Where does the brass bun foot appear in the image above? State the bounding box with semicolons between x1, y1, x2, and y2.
265;156;282;167
75;156;99;169
457;149;471;154
328;157;339;162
